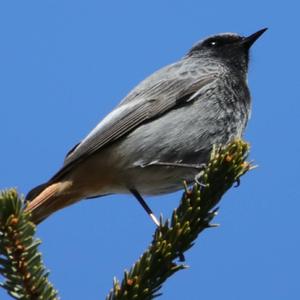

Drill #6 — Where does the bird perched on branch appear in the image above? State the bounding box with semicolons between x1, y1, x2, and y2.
26;28;267;225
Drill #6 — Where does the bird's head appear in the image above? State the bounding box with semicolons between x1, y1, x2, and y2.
187;28;267;74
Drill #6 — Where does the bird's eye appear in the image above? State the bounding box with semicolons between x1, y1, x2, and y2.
208;40;218;47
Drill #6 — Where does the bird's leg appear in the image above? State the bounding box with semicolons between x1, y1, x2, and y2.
142;161;208;187
130;189;160;226
142;161;207;170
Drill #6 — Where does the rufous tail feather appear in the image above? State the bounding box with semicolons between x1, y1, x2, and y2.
25;182;75;224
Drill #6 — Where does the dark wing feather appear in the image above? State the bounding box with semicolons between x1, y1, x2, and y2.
51;75;216;180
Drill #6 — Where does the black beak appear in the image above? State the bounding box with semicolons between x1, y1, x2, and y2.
241;28;268;49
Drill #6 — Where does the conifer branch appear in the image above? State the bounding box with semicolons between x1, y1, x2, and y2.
0;139;251;300
106;140;251;300
0;190;58;300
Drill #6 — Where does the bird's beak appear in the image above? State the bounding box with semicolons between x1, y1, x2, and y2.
241;28;268;49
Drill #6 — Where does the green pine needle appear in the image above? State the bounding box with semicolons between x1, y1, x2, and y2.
0;190;58;300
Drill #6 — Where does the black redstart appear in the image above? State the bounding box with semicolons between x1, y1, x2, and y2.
26;28;267;225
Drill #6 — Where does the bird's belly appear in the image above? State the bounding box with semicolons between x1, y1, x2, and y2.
92;167;199;196
121;164;200;195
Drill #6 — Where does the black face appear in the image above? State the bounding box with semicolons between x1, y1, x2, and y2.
188;34;245;58
187;33;251;73
187;29;267;72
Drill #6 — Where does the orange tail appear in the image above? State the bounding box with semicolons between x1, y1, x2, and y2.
25;181;79;224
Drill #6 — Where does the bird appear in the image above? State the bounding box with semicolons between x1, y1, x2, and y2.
25;28;267;225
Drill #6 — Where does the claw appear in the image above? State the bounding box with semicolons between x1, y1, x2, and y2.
194;171;208;188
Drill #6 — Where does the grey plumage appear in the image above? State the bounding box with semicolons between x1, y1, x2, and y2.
26;28;267;223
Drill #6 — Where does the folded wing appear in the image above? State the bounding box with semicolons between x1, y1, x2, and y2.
51;74;217;180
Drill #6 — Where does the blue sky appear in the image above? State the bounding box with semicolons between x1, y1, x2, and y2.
1;1;299;299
